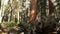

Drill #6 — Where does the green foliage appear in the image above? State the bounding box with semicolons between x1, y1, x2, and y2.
7;21;18;29
37;0;46;16
0;21;18;29
1;23;8;28
7;22;15;29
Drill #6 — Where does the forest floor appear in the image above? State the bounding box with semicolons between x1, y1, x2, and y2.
0;24;24;34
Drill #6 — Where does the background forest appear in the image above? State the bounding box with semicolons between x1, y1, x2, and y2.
0;0;60;34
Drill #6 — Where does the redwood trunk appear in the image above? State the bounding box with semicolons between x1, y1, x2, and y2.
49;0;54;15
30;0;37;23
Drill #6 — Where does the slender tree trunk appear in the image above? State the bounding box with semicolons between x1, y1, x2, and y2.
30;0;37;23
49;0;54;15
0;10;2;23
0;0;1;23
0;0;1;8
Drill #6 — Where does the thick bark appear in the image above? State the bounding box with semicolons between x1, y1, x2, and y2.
49;0;54;15
30;0;37;23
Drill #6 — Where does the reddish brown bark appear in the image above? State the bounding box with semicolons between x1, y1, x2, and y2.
49;0;54;15
30;0;37;23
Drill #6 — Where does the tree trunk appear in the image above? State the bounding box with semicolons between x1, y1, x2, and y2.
49;0;54;15
0;0;1;23
0;0;1;8
30;0;37;23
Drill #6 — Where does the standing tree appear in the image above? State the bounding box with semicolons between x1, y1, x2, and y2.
49;0;54;15
30;0;37;23
0;0;1;8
